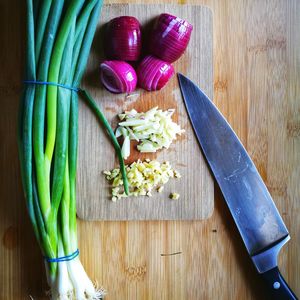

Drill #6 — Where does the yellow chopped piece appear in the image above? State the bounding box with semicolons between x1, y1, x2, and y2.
139;190;147;196
170;192;180;200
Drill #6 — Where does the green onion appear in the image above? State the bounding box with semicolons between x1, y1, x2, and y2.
17;1;128;298
79;89;129;195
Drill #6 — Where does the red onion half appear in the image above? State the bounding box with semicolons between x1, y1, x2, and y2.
149;13;193;63
137;55;175;91
100;61;137;93
105;16;141;61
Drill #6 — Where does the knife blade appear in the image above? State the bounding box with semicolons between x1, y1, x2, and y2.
178;73;297;300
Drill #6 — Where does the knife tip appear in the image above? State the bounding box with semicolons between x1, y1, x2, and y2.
177;73;188;87
177;72;184;79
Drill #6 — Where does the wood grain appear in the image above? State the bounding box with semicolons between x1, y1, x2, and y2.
0;0;299;299
77;4;214;221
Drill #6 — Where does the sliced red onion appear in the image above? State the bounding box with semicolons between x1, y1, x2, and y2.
149;13;193;63
105;16;141;61
137;55;174;91
100;61;137;94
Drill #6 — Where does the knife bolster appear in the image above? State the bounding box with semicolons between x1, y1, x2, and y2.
251;235;290;273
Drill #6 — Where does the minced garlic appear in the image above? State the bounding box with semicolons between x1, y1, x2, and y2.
115;107;185;159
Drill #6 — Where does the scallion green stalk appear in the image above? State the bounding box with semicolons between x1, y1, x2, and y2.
79;89;129;195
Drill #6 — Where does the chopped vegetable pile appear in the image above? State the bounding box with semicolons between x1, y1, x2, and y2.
104;159;181;201
116;107;185;159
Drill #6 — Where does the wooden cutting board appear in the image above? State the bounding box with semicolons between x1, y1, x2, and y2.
77;4;213;220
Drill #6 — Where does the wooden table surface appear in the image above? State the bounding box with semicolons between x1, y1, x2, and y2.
1;0;299;299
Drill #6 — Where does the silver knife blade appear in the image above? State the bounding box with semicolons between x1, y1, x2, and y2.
178;73;289;272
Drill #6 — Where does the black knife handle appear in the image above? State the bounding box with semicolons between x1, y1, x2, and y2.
261;267;298;300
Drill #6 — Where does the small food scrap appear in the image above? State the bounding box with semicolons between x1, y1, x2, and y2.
174;170;181;178
115;107;185;159
157;186;164;193
104;159;181;201
170;192;180;200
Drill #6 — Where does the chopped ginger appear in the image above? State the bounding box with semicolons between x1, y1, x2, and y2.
170;192;180;200
174;170;181;178
104;159;181;201
157;186;164;193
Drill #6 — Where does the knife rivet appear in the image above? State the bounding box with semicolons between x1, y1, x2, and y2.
273;282;280;289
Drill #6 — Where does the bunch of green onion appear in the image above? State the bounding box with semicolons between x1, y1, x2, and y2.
17;0;128;298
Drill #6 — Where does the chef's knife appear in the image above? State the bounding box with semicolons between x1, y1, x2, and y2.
178;73;297;300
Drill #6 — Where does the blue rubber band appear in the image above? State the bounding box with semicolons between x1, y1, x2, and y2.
24;80;80;92
44;249;80;263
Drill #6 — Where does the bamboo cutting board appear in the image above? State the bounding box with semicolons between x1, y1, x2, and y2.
77;4;213;220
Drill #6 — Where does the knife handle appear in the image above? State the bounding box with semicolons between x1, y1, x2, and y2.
261;267;298;300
